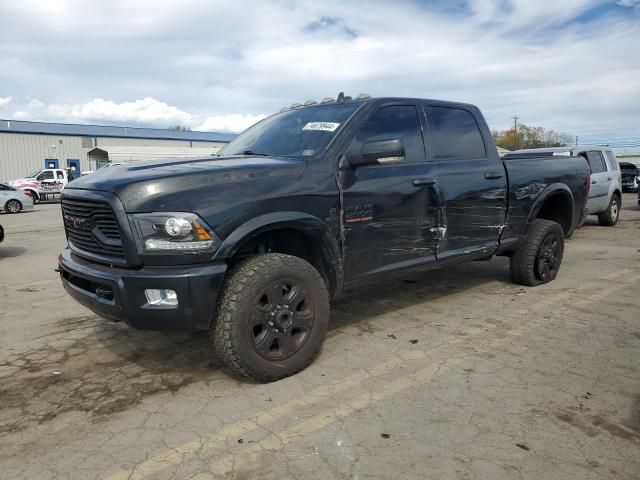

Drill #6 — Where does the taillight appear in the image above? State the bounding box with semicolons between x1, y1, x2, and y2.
584;171;591;198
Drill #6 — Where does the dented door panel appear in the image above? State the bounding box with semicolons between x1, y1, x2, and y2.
340;162;441;279
431;157;507;258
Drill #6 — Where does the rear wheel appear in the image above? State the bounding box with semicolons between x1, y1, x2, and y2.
598;194;620;226
212;253;329;382
510;219;564;286
4;199;22;214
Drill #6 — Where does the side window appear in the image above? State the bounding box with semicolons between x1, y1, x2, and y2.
37;171;55;181
56;170;65;179
605;151;619;171
586;151;606;174
427;106;486;160
351;105;425;163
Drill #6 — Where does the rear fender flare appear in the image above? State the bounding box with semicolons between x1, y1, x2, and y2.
524;184;574;235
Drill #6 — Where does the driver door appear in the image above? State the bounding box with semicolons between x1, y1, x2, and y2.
339;103;441;282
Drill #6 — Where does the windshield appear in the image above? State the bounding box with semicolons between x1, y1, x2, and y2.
219;103;360;157
26;169;42;178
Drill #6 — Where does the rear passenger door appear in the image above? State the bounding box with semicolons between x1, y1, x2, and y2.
423;104;507;259
584;151;610;212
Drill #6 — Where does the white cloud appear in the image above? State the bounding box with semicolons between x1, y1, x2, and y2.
196;114;267;133
0;96;12;109
46;97;193;125
28;98;44;108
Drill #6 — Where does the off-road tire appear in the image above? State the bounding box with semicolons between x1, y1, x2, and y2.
597;194;620;226
4;199;22;214
510;219;564;286
212;253;330;382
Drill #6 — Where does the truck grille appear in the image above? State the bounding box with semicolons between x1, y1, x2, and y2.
61;197;126;262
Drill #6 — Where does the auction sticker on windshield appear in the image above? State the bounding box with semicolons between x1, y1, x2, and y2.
303;122;340;132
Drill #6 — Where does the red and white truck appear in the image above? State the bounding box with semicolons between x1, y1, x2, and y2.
8;168;74;203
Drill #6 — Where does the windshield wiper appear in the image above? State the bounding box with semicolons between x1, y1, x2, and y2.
238;150;270;156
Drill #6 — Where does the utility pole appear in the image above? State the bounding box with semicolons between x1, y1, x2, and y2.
512;116;519;150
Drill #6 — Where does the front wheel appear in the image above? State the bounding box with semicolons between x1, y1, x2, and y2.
510;219;564;286
4;199;22;214
597;194;620;226
24;190;39;204
212;253;330;382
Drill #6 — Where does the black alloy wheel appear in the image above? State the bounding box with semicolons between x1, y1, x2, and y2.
536;232;561;282
251;280;314;360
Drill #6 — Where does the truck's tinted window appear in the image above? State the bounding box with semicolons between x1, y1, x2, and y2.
427;107;486;159
351;105;425;163
586;151;606;173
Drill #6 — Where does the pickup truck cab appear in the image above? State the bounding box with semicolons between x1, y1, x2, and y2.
9;168;74;203
58;95;590;381
507;146;622;226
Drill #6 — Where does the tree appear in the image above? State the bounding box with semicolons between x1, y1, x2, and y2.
168;125;192;131
492;124;572;151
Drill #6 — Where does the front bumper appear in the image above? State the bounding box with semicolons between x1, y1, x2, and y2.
58;248;227;331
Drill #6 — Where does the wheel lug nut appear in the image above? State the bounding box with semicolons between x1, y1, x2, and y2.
277;305;281;309
268;321;274;326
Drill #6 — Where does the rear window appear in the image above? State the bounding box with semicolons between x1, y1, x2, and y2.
427;106;486;160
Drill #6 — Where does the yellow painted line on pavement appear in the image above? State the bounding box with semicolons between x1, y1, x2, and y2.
196;361;446;478
103;355;413;480
104;266;637;480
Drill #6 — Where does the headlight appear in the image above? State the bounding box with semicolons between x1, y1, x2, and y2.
129;212;221;253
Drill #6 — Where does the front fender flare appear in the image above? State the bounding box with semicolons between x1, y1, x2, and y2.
214;211;343;294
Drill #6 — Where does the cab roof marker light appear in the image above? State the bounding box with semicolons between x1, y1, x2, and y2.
303;100;317;106
279;107;288;113
336;91;345;103
320;97;335;104
290;102;303;109
356;93;371;100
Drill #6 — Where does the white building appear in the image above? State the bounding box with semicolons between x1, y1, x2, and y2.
0;119;234;181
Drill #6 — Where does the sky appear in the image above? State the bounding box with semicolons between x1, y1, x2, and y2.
0;0;639;150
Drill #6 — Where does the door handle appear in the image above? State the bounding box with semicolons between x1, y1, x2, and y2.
591;180;597;184
484;172;503;180
412;177;436;187
607;177;612;180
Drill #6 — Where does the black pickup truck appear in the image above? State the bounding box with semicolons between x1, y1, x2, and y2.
58;95;590;381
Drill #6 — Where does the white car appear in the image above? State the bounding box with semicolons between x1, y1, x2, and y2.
0;183;34;213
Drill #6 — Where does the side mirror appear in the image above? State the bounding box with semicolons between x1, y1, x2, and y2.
344;138;405;168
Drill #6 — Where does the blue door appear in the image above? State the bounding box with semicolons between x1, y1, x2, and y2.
45;158;59;169
67;159;80;180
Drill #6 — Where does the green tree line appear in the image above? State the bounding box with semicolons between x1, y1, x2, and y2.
492;125;573;151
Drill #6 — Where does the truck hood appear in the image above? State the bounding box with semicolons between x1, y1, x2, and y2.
64;155;308;212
